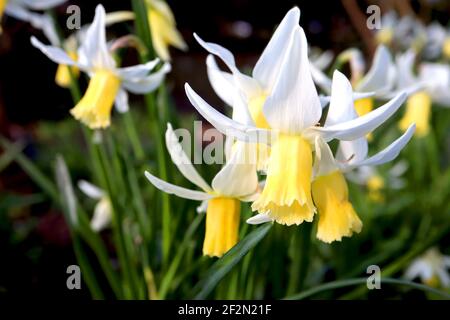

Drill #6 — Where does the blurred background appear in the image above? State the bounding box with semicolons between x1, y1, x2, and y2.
0;0;449;298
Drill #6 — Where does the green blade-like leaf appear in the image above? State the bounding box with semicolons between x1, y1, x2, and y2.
193;223;273;299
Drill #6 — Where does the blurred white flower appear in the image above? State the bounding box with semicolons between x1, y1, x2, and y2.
405;248;450;288
30;5;170;129
78;180;112;232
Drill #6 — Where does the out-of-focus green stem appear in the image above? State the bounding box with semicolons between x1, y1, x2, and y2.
123;111;145;161
132;0;172;267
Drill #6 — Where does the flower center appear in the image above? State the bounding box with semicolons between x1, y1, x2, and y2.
312;170;362;243
354;97;374;117
70;70;121;129
398;91;431;137
376;28;393;45
442;37;450;60
203;197;240;257
252;134;315;226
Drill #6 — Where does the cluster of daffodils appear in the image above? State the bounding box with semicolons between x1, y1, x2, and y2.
145;7;415;257
29;3;187;129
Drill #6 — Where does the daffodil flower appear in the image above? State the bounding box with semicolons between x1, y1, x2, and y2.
405;248;450;288
245;71;414;242
146;0;187;61
78;180;112;232
346;161;408;203
30;5;170;129
145;123;259;257
424;22;450;60
375;11;427;52
185;20;409;228
392;49;450;137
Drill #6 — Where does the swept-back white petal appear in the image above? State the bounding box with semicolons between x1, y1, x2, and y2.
116;59;160;79
314;92;407;141
78;5;116;70
185;84;271;144
252;7;300;91
165;123;212;192
211;142;258;198
90;198;112;232
313;136;338;177
206;55;236;107
325;70;358;126
263;26;321;133
78;180;104;199
122;63;171;94
194;33;261;98
114;88;129;113
247;213;273;225
21;0;67;10
336;138;368;168
144;171;213;201
31;36;78;66
357;45;394;93
345;124;415;168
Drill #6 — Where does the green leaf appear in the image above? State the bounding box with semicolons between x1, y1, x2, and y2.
193;223;272;299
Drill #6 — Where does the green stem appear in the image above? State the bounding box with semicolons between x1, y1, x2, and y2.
132;0;172;267
285;277;450;300
123;111;145;161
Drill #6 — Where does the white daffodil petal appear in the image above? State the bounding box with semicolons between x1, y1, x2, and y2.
347;124;415;168
165;123;213;192
405;260;426;280
325;70;358;126
31;36;78;66
395;49;417;89
194;33;261;98
336;138;368;167
144;171;213;201
21;0;67;10
206;55;236;107
90;198;112;232
315;92;407;141
184;84;271;144
252;7;300;90
194;33;236;71
357;45;393;93
116;59;160;79
211;142;258;198
122;63;171;94
312;50;334;71
78;180;104;199
78;5;116;70
115;88;129;113
247;213;273;225
263;26;321;133
239;192;260;202
313;136;338;177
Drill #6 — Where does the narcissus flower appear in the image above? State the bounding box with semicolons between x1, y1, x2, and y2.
247;71;414;242
393;50;450;137
31;5;170;129
78;180;112;232
347;161;408;203
146;0;187;61
424;22;450;60
405;248;450;288
185;19;408;229
145;124;259;257
312;46;398;117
